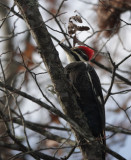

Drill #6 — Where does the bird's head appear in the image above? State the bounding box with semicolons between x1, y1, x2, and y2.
66;46;94;63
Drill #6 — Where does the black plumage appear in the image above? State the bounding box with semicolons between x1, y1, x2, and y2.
65;61;105;145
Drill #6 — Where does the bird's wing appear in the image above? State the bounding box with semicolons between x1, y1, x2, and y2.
86;64;105;143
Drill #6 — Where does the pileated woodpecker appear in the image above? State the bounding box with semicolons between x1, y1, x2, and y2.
63;45;105;146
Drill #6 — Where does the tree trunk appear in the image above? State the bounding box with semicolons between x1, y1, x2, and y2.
14;0;103;159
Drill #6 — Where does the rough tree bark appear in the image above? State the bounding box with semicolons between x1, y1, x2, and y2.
14;0;103;159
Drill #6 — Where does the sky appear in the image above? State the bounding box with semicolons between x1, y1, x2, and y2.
0;0;131;159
